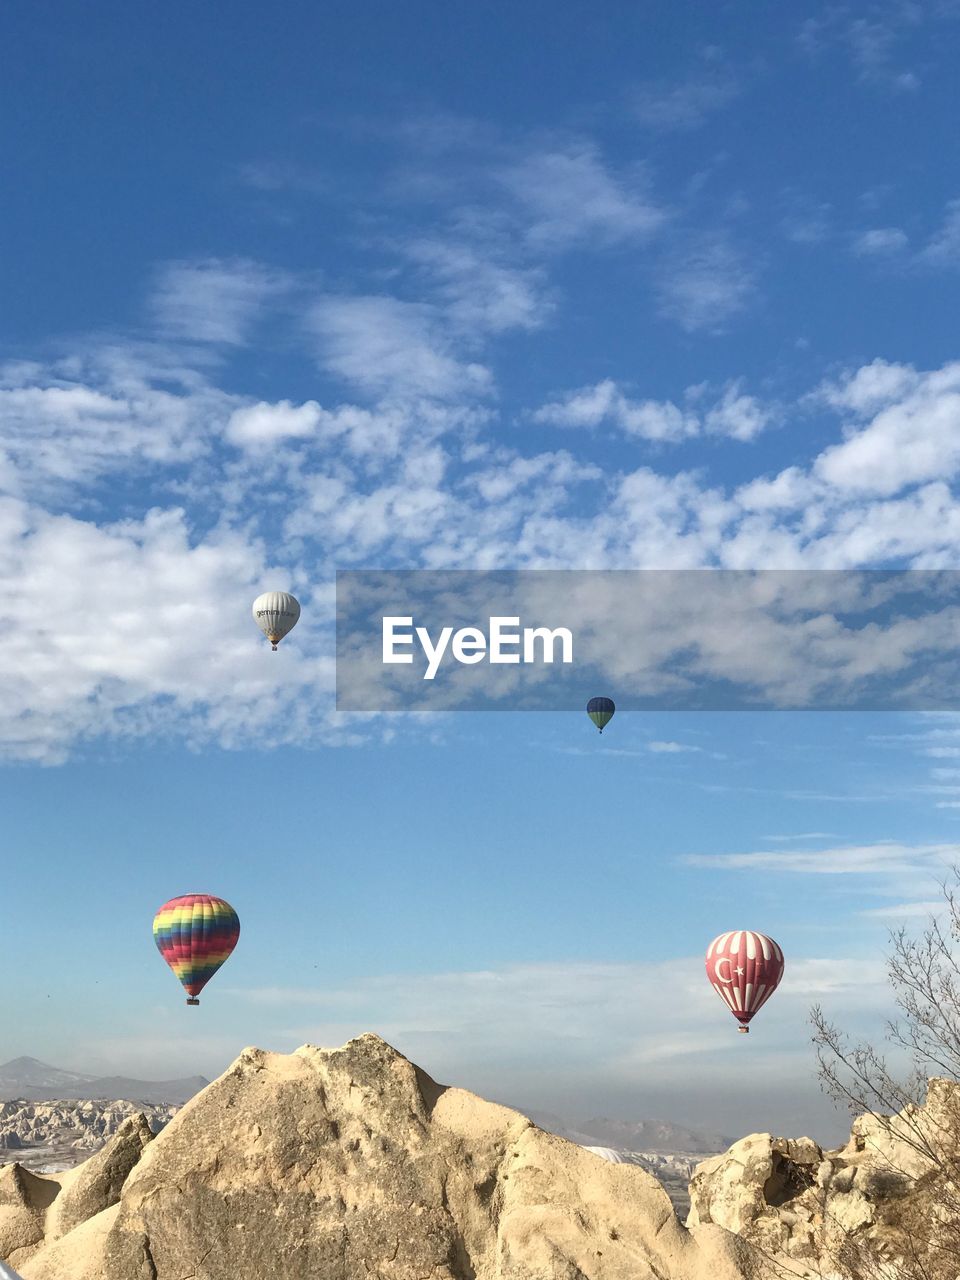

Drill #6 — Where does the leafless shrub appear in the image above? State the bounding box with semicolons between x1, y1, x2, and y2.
726;872;960;1279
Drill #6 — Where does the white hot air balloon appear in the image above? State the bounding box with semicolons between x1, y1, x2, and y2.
252;591;301;651
583;1146;630;1164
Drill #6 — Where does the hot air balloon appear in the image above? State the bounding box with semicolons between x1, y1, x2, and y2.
252;591;300;650
153;894;240;1006
583;1146;631;1164
586;696;615;733
705;930;784;1033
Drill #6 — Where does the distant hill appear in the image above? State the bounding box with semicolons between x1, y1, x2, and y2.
522;1107;730;1154
0;1057;207;1105
576;1116;731;1154
0;1057;94;1092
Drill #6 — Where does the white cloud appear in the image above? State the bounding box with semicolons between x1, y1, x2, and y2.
780;191;834;245
798;8;925;91
727;362;960;560
499;145;664;250
684;842;958;876
227;953;889;1092
533;379;773;443
818;358;919;415
918;198;960;267
8;294;960;762
813;360;960;496
64;947;895;1138
763;832;839;842
735;466;815;514
309;295;493;401
631;71;740;131
533;380;697;441
402;238;552;335
0;501;333;763
226;399;323;447
895;69;921;90
853;226;909;255
150;258;288;345
0;348;232;499
179;386;477;465
858;900;946;918
647;741;702;753
655;236;758;333
467;451;599;504
702;382;774;441
847;16;918;85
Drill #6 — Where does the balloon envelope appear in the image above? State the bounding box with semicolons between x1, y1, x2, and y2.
705;931;784;1031
586;696;615;733
252;591;300;649
153;894;240;1004
583;1146;630;1164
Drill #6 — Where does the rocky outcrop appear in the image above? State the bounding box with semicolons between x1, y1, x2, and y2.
687;1079;960;1276
581;1148;705;1216
46;1115;154;1240
687;1133;826;1265
11;1034;749;1280
0;1164;57;1268
8;1038;958;1279
0;1099;176;1157
0;1114;155;1272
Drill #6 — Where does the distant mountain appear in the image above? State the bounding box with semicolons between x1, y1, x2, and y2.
0;1059;94;1090
76;1075;209;1105
0;1057;207;1105
576;1116;731;1154
0;1056;94;1092
522;1107;729;1154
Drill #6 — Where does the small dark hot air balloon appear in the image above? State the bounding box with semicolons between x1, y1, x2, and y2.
586;696;616;733
705;930;784;1033
153;894;240;1006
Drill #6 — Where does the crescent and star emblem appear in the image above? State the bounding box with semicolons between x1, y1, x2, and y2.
715;958;748;983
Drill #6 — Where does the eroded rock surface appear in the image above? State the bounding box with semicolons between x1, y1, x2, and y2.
0;1099;176;1174
0;1114;149;1273
12;1034;748;1280
0;1164;56;1268
687;1080;960;1277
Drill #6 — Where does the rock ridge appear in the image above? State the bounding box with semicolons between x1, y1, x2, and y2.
6;1033;748;1280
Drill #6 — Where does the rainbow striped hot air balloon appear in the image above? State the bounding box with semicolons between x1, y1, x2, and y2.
705;930;784;1033
153;894;240;1006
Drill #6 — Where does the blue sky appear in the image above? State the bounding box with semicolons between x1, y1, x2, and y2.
2;0;960;1140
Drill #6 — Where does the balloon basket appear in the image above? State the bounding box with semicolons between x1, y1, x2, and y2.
737;1025;749;1034
186;998;200;1006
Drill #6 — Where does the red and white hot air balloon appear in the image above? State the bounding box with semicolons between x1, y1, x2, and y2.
705;930;784;1033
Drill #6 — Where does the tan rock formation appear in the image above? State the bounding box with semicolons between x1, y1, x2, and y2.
0;1099;176;1174
687;1133;825;1266
11;1034;749;1280
0;1164;57;1269
687;1079;960;1277
0;1113;155;1273
46;1115;154;1240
